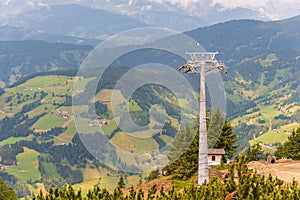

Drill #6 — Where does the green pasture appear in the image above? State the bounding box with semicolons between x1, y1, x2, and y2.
40;161;61;182
101;119;118;136
26;104;54;118
110;132;159;152
32;113;68;130
74;173;119;193
258;105;281;119
281;122;300;131
54;121;76;143
259;53;277;67
17;76;70;88
249;122;300;149
160;135;173;144
0;136;32;146
72;77;95;92
6;147;41;183
254;130;289;144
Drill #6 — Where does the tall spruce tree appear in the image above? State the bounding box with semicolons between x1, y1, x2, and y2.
207;107;225;148
167;125;195;162
166;124;198;179
215;120;239;163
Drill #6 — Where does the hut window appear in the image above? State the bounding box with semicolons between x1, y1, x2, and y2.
212;155;216;161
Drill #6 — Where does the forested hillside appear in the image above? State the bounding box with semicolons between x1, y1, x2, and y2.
0;71;188;197
0;40;92;86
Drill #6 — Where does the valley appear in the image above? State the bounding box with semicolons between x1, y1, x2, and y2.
0;74;182;195
0;65;299;196
0;9;299;199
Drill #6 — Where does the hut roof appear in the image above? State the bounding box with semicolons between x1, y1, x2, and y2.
208;148;225;155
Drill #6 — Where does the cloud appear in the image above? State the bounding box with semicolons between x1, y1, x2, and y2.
1;0;300;21
150;0;201;8
210;0;300;19
2;0;11;6
149;0;300;20
210;0;268;9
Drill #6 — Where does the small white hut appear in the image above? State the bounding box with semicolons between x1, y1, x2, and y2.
208;148;226;166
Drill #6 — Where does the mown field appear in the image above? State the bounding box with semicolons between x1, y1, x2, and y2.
1;72;299;195
0;75;179;195
5;147;41;184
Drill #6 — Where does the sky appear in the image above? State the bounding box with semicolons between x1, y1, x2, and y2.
211;0;300;20
0;0;300;21
152;0;300;20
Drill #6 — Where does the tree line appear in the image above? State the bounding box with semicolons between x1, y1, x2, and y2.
30;153;300;200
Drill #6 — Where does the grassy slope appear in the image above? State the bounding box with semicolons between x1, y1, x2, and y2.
0;136;32;145
1;75;178;194
110;132;159;152
228;54;300;150
40;161;61;182
0;66;298;195
6;147;41;183
32;113;69;130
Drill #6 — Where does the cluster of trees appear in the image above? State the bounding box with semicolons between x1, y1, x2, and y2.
28;133;95;184
275;127;300;159
0;178;17;200
132;85;180;120
152;133;166;150
34;127;67;141
0;112;44;142
227;99;257;120
234;122;267;152
0;39;91;85
0;143;24;165
0;172;30;198
31;153;300;200
0;87;4;96
166;108;238;180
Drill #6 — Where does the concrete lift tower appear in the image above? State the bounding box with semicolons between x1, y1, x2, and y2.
178;51;226;186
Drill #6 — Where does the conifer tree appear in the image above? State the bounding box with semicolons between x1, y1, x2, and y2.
167;125;195;162
275;127;300;159
166;109;238;179
207;107;225;148
245;143;263;162
117;176;125;189
215;120;239;163
165;123;199;179
0;178;17;200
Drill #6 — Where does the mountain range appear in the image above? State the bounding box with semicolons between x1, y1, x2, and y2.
0;15;299;140
0;25;100;45
0;1;270;33
1;4;147;40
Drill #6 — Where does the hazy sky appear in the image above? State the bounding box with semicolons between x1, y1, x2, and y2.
152;0;300;20
213;0;300;20
1;0;300;21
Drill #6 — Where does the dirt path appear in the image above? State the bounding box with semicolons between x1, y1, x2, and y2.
0;109;13;117
261;113;272;131
62;116;74;128
248;159;300;183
